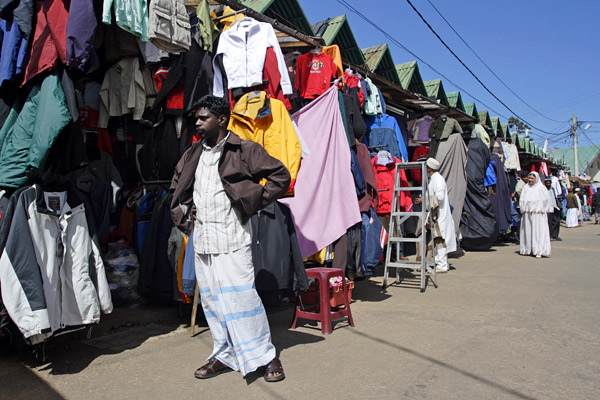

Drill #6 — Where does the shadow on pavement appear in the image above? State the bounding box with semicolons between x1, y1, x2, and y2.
0;355;65;399
8;305;190;376
349;330;539;400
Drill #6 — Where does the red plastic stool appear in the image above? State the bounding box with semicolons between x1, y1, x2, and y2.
291;268;355;335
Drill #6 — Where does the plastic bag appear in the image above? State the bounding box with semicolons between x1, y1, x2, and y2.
104;241;144;307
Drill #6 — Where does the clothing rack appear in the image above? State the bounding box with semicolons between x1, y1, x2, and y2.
139;180;171;186
212;8;247;22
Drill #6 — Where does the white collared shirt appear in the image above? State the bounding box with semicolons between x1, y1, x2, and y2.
193;133;252;254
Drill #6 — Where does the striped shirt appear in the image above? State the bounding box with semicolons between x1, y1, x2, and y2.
193;133;252;254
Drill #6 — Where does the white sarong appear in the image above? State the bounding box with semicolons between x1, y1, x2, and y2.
566;208;579;228
195;245;276;376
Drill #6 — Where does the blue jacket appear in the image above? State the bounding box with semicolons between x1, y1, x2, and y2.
364;113;408;162
0;18;29;87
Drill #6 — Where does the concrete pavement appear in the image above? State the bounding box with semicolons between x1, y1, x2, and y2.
1;221;599;399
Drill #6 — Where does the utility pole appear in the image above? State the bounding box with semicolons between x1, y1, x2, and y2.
572;113;579;176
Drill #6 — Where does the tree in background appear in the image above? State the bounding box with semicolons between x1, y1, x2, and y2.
508;116;530;133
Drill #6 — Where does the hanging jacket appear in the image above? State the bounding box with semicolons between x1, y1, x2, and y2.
0;18;29;87
102;0;148;41
356;141;379;213
152;40;214;115
98;57;150;128
228;91;301;195
251;201;308;295
372;153;412;215
22;0;68;85
0;185;112;344
65;0;97;72
361;207;386;275
213;17;291;97
147;0;190;53
364;113;408;162
0;74;71;188
343;71;364;106
363;77;383;116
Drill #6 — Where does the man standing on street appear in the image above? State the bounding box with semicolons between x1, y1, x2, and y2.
170;95;290;382
427;158;456;272
565;187;579;228
544;177;562;241
592;188;600;224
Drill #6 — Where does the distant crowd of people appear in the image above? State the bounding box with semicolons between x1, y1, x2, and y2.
513;170;600;258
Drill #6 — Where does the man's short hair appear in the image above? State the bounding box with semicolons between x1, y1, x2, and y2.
521;170;530;179
192;95;231;122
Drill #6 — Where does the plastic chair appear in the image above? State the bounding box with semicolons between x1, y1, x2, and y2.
291;267;354;334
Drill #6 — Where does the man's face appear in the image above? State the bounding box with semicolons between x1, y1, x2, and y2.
195;107;224;139
545;180;552;189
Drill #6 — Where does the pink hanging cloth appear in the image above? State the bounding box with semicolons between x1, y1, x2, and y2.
279;85;361;258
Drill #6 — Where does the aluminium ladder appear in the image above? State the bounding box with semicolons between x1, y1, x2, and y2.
382;161;437;292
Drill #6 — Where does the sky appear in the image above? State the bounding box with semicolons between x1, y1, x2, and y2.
299;0;600;149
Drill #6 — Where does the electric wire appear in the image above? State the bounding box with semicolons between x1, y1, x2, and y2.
404;0;560;135
423;0;563;124
336;0;551;141
580;128;600;151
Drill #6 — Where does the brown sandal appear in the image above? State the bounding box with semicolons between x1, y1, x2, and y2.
194;358;230;379
264;357;285;382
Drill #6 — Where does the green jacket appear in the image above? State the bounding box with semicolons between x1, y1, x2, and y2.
0;74;71;188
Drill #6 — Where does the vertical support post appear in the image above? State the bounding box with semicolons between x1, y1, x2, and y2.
572;113;579;176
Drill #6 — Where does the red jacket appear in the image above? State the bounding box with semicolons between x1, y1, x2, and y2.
23;0;68;85
372;154;412;215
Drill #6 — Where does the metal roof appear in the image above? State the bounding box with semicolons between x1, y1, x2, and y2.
478;110;492;128
311;15;365;65
464;102;478;119
490;117;500;136
362;44;400;85
238;0;314;35
501;123;509;140
395;61;427;96
424;79;449;106
548;145;600;175
446;91;465;112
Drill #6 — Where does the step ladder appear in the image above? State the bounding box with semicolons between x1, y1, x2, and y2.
382;161;437;292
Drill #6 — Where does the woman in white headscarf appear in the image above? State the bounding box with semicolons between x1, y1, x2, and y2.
519;172;553;258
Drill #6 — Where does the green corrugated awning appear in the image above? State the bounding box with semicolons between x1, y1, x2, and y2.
516;135;526;150
311;15;365;65
424;79;449;106
478;111;492;128
446;91;465;112
501;123;509;140
490;117;500;137
395;61;427;96
361;44;400;84
239;0;314;35
464;102;479;119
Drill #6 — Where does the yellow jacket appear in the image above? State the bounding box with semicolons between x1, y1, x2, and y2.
229;91;302;195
